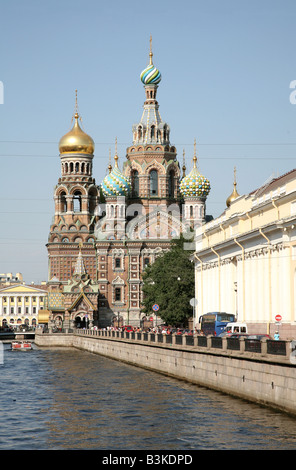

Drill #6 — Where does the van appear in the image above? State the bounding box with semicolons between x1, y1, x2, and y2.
219;322;248;336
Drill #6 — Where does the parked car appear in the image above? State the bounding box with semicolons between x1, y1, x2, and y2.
228;333;248;339
246;334;271;340
124;325;134;332
219;322;248;337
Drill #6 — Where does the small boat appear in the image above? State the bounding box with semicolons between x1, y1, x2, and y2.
11;341;32;350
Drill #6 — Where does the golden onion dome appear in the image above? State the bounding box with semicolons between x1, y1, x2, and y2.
59;112;95;155
226;167;240;207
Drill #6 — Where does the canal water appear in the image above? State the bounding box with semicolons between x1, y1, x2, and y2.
1;343;296;451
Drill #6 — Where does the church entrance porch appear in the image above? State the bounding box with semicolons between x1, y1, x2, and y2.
73;312;92;329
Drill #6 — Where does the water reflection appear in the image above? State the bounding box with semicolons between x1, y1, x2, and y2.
1;345;296;450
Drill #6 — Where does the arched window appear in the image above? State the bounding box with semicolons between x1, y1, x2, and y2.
60;191;67;212
132;170;139;197
73;191;82;212
88;188;97;213
168;170;175;198
150;125;155;139
150;170;158;196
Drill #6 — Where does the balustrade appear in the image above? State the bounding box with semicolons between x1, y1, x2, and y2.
73;329;292;362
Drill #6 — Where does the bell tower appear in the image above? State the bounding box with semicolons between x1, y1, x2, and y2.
47;91;99;283
124;37;181;211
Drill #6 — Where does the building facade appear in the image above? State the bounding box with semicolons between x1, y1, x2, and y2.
194;169;296;339
46;41;211;329
0;284;47;328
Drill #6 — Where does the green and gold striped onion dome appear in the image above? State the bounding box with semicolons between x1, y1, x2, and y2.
180;167;211;198
101;166;131;197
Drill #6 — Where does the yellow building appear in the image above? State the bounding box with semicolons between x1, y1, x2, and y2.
194;169;296;339
0;284;47;328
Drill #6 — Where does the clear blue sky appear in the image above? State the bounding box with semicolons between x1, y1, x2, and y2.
1;0;296;283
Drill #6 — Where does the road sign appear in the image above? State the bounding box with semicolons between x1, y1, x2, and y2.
152;304;159;312
275;314;282;322
190;298;198;307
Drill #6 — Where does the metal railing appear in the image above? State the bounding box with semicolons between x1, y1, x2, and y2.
73;328;292;362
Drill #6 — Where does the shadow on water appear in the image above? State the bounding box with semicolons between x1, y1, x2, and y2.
1;344;296;450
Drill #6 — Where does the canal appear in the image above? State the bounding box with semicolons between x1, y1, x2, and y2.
1;343;296;450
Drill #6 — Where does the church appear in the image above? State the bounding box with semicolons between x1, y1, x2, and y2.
45;40;211;330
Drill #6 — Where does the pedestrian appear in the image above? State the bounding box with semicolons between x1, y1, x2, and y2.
274;331;280;340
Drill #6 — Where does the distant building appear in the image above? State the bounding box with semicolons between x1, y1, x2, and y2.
0;272;23;286
194;168;296;339
0;284;48;328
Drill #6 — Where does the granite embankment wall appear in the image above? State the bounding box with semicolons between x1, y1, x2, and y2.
35;330;296;417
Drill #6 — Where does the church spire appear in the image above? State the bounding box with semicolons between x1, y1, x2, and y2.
133;37;170;146
73;244;86;277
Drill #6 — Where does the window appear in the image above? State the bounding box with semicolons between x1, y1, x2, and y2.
115;258;121;269
60;192;67;212
132;170;139;197
73;191;82;212
144;257;150;267
115;288;121;302
168;170;175;198
150;170;158;196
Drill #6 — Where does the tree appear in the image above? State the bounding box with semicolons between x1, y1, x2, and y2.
141;236;194;326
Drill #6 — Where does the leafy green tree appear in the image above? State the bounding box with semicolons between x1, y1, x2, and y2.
141;236;194;326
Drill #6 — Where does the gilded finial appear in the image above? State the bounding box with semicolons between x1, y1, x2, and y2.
74;89;79;119
108;148;112;173
149;35;153;65
193;139;197;169
182;149;186;177
114;137;119;167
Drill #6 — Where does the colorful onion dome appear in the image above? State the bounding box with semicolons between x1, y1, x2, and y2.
180;141;211;198
140;36;161;85
180;167;211;198
140;63;161;85
101;155;131;197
